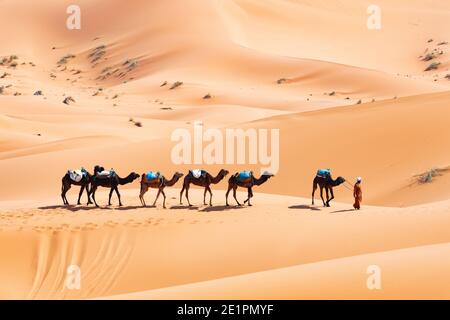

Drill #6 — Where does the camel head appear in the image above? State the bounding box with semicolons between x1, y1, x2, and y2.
130;172;141;181
262;171;275;178
219;169;230;177
335;176;346;185
174;172;184;179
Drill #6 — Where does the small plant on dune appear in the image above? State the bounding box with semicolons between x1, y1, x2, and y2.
329;91;336;96
203;93;212;99
356;99;362;104
277;78;287;84
160;81;168;87
134;121;142;127
63;96;76;105
58;54;76;65
33;90;43;96
425;62;441;71
445;74;450;80
437;41;448;46
0;86;4;94
170;81;183;90
422;53;436;61
415;167;449;184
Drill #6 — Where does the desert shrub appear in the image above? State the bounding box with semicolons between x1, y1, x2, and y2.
415;167;449;184
203;93;212;99
170;81;183;90
425;62;440;71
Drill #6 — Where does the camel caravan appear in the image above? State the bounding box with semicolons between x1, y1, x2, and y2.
62;166;361;209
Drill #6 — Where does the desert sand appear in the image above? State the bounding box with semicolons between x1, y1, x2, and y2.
0;0;449;299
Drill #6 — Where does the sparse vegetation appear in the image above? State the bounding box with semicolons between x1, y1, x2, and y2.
170;81;183;90
437;41;448;46
58;54;76;65
128;118;142;127
33;90;42;96
425;62;441;71
63;96;76;105
329;91;336;96
415;167;449;184
160;81;168;87
0;86;4;94
277;78;287;84
445;74;450;80
356;99;362;104
203;93;212;99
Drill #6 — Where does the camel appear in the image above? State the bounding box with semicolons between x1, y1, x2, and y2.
226;171;274;206
90;170;140;207
311;174;346;207
139;172;184;208
180;169;229;206
61;165;104;205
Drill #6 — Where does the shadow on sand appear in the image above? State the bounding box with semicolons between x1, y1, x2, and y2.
200;205;245;213
330;209;357;214
38;205;109;212
288;205;321;211
170;205;200;210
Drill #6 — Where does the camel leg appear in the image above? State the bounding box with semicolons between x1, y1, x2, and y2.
320;187;326;207
161;189;167;209
206;186;213;206
327;187;335;207
203;187;208;205
325;188;330;207
312;182;318;205
244;187;253;206
77;186;85;205
185;185;192;206
86;184;93;205
180;185;185;205
153;189;161;207
115;187;122;206
233;186;241;206
108;188;114;206
61;182;70;205
139;183;148;207
92;186;99;207
225;185;232;206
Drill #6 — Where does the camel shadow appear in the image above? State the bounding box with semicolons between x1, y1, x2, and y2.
170;205;200;210
288;205;321;211
200;205;245;213
330;209;357;214
38;205;103;212
116;205;149;211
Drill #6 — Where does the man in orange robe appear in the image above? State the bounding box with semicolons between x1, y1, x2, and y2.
353;177;362;210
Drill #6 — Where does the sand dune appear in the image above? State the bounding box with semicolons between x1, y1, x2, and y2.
0;0;449;299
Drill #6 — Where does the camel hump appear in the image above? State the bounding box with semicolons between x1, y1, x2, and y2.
191;169;205;179
145;171;160;181
237;171;253;182
316;168;331;178
69;169;85;182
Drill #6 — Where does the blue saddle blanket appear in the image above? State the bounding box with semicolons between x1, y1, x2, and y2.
146;171;160;181
317;169;331;178
237;171;252;182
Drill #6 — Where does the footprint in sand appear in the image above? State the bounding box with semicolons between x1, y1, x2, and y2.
105;220;119;227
